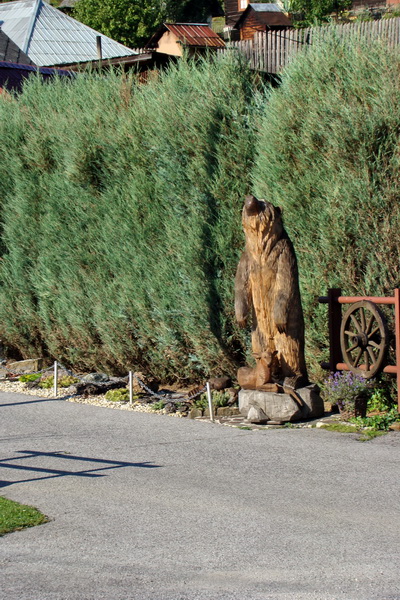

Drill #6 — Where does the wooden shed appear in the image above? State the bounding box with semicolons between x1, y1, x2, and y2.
146;23;225;57
235;3;292;39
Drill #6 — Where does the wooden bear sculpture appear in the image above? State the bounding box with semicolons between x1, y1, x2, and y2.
235;195;308;389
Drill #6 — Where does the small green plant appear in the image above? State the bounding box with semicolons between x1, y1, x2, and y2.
59;375;79;387
104;388;129;402
150;399;166;411
319;423;358;433
212;390;231;408
367;388;391;413
357;430;387;442
39;376;54;389
194;395;208;411
319;422;388;441
19;373;41;383
38;375;78;389
0;496;48;536
194;390;231;410
350;406;400;431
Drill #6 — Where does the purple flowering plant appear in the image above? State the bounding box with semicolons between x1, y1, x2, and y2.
322;371;375;413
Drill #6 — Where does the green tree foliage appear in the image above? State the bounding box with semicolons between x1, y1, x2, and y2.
73;0;223;48
253;35;400;374
0;56;259;380
73;0;163;47
290;0;351;26
167;0;223;23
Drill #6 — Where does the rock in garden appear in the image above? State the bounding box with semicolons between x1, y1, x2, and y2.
239;384;324;423
389;422;400;432
7;358;44;374
209;376;231;391
81;373;110;383
71;379;127;397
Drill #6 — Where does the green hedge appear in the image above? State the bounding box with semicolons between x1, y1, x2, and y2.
1;38;400;383
0;57;259;380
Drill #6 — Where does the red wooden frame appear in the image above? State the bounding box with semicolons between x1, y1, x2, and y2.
319;288;400;412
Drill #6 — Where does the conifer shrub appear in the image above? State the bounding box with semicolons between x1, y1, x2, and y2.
253;36;400;376
0;56;260;381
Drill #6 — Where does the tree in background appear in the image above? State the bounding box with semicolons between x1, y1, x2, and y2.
290;0;351;26
73;0;163;47
73;0;223;48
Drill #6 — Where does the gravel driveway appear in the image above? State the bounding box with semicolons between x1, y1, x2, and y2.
1;390;399;600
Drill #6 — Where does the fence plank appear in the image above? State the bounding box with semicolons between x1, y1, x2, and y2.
217;17;400;74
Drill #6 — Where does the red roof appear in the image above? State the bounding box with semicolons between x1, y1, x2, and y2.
147;24;225;49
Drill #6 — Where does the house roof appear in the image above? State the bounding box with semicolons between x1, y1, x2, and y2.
146;23;225;49
0;60;73;92
249;3;286;12
0;29;34;64
59;0;78;7
0;0;137;66
235;3;292;27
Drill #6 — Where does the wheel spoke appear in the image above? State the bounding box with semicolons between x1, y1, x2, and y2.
369;340;382;349
360;308;366;332
367;346;377;365
350;314;362;333
347;342;359;352
364;350;369;372
353;348;363;367
366;314;375;335
368;326;380;339
344;330;356;337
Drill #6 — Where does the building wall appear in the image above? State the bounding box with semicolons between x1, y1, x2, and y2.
156;31;183;57
240;13;266;39
225;0;249;27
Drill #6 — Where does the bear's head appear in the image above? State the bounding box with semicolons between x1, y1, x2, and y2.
242;195;283;251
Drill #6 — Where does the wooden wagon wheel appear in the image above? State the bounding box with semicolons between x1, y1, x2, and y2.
340;300;389;379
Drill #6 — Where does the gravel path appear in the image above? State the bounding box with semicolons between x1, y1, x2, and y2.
1;388;400;600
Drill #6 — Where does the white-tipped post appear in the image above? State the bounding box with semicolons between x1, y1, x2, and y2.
53;361;58;397
129;371;133;406
206;382;214;422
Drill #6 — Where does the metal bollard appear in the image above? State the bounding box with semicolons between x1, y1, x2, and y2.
206;382;214;422
129;371;133;406
53;360;58;397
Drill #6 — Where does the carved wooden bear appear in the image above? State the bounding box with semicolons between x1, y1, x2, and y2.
235;195;308;389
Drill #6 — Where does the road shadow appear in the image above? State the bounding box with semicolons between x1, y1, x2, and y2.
0;450;161;488
0;397;66;407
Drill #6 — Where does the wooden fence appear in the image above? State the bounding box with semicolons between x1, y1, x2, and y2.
218;17;400;74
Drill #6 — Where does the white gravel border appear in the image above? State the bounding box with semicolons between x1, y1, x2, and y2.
0;378;180;416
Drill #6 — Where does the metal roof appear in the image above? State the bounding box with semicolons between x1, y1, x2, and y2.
0;29;34;64
0;0;137;67
249;3;285;11
150;23;225;49
0;60;73;92
59;0;78;7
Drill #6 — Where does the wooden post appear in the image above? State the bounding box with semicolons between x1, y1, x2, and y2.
96;35;102;63
394;289;400;413
327;288;342;372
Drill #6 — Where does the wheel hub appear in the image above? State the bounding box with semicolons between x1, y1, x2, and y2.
352;333;368;349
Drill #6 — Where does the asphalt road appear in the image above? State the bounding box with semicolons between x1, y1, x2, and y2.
0;391;399;600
